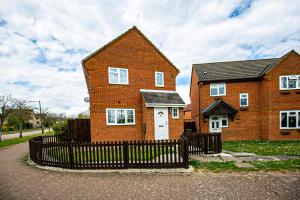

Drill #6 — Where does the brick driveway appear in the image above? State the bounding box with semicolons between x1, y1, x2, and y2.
0;143;299;200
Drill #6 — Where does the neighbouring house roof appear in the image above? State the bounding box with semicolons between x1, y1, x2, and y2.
82;26;180;90
193;50;299;82
202;99;238;117
193;58;279;82
141;90;186;107
183;104;191;112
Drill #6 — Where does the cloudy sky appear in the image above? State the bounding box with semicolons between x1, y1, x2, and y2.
0;0;300;116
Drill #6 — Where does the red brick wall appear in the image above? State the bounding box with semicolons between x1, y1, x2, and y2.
191;51;300;141
190;68;200;130
84;28;182;142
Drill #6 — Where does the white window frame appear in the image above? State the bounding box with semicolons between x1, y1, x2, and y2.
108;67;129;85
106;108;135;125
172;108;179;119
279;75;300;90
220;115;228;128
155;72;164;87
210;83;226;96
240;93;249;107
280;110;300;129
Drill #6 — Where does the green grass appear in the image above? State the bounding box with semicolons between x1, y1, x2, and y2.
189;159;300;172
0;133;52;148
48;146;172;163
223;140;300;156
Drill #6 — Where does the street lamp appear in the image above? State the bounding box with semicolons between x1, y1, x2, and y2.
29;100;44;134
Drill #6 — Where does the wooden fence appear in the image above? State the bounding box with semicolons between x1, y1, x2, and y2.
68;119;91;142
181;132;222;155
29;135;189;169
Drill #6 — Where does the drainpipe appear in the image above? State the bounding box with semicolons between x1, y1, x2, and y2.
198;82;201;133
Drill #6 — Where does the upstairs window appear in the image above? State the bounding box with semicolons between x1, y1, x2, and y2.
108;67;128;84
240;93;248;107
280;75;300;90
280;110;300;129
155;72;164;87
210;83;226;96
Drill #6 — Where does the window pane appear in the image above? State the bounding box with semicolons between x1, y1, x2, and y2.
120;69;128;83
108;110;115;124
241;98;247;106
288;79;296;88
289;115;296;127
281;77;287;88
109;69;118;83
211;88;218;96
281;113;287;128
298;76;300;88
156;73;163;86
117;110;125;124
222;119;227;127
127;110;134;123
219;84;225;95
173;108;178;117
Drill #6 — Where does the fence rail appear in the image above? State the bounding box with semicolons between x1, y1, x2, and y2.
181;132;222;155
29;135;189;169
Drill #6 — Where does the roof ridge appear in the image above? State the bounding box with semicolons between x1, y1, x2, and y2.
193;57;279;66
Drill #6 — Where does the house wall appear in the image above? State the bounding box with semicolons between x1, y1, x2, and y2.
191;51;300;141
183;111;191;121
190;68;200;130
84;28;181;142
198;81;262;141
260;52;300;140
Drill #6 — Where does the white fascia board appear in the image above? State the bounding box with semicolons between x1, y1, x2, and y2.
140;89;177;93
145;103;186;108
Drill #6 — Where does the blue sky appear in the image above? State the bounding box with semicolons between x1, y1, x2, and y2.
0;0;300;116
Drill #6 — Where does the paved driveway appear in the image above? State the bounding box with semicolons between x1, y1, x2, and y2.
0;143;299;200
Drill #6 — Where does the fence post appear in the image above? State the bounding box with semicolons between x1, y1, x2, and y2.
68;143;74;169
183;138;189;169
123;141;129;169
218;133;222;153
204;135;208;154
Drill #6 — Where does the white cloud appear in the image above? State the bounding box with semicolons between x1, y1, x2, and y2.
0;0;300;115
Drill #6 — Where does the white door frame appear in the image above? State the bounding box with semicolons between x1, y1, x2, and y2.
209;115;222;133
154;107;169;140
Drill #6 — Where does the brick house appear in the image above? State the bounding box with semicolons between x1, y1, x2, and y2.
183;104;192;121
82;26;185;142
190;50;300;141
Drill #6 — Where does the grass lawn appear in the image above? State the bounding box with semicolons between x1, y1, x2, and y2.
0;133;52;148
223;140;300;156
189;159;300;172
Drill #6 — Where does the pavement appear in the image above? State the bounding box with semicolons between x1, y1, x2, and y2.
1;142;300;199
1;128;52;141
190;150;300;168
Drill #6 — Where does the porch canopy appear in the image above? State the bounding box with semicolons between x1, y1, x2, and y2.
140;89;186;107
202;99;238;118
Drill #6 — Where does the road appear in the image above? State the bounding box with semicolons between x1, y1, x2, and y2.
1;129;52;140
0;142;300;200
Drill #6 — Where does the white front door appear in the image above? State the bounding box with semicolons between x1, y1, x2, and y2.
209;116;222;133
154;108;169;140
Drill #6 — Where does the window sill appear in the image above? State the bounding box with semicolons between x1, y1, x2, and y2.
280;90;291;95
240;107;248;111
109;83;129;85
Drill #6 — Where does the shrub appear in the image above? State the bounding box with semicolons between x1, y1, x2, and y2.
52;120;68;135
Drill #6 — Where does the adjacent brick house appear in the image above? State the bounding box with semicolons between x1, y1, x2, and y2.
82;26;185;142
190;50;300;141
183;104;192;121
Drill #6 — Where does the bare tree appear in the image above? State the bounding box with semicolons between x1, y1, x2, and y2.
14;99;32;138
0;95;15;141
